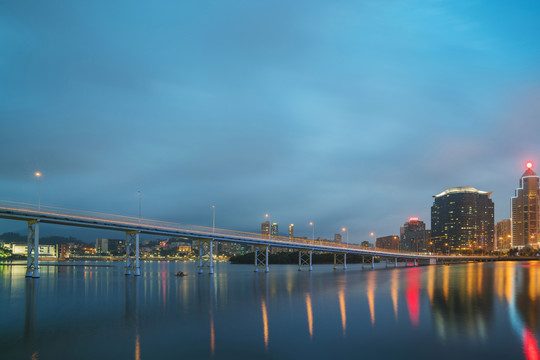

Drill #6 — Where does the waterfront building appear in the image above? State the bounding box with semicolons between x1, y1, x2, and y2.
334;233;342;244
375;235;399;250
9;244;58;257
511;162;540;248
400;217;430;252
431;187;494;254
288;224;294;239
495;219;512;249
361;241;371;247
96;238;108;254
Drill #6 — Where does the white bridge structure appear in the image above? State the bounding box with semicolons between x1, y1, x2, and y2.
0;200;496;277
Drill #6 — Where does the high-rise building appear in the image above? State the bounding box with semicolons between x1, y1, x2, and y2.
376;235;399;250
261;221;270;236
431;187;494;254
96;238;108;254
511;162;540;248
271;223;278;237
334;233;342;244
495;219;512;249
288;224;294;239
400;217;430;252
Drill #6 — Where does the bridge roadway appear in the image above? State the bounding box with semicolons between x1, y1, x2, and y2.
0;200;496;277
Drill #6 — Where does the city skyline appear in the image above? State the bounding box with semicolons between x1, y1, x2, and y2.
2;1;540;242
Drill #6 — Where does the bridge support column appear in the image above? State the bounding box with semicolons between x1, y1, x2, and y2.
197;239;214;274
371;256;375;269
362;256;364;270
299;250;313;271
125;231;140;276
333;253;347;270
26;220;40;278
254;245;269;273
395;257;398;268
414;259;417;267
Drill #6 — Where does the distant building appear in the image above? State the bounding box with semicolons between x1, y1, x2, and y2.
96;238;108;254
400;217;430;252
496;219;512;249
431;187;494;254
376;235;399;250
511;163;540;248
261;221;270;236
10;244;58;257
361;241;371;247
271;223;278;237
334;234;342;244
288;224;294;239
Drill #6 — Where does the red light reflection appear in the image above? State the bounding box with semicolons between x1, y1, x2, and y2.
524;328;540;360
406;268;420;326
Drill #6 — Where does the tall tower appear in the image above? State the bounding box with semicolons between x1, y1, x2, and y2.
431;187;494;254
400;217;429;252
271;223;278;237
261;221;270;236
288;224;294;239
511;162;540;248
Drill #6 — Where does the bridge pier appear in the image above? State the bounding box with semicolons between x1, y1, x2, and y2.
254;245;269;273
298;250;313;271
26;220;40;278
395;257;398;268
197;239;214;274
333;253;347;270
125;231;141;276
371;256;375;269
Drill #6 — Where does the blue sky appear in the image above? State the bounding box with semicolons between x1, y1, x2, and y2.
1;0;540;242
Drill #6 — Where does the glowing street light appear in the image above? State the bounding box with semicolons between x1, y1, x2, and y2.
341;227;349;248
309;221;315;243
370;232;375;248
35;172;42;212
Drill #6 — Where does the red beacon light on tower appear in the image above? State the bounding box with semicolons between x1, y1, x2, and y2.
409;217;419;222
526;162;533;169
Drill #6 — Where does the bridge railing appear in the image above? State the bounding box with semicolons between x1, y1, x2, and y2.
0;200;431;257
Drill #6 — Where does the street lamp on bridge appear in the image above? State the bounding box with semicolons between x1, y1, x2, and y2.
341;227;349;248
34;171;42;212
309;221;315;244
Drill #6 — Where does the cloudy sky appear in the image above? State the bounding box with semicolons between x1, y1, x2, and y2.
1;0;540;242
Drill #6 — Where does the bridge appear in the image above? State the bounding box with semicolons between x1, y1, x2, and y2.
0;200;496;277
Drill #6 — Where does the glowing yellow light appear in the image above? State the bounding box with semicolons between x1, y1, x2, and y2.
341;227;346;232
370;232;374;236
309;222;313;226
35;172;41;177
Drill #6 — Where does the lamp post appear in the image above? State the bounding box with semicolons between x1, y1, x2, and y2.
370;232;375;248
309;221;315;244
341;227;348;248
137;191;142;225
35;172;42;212
212;205;215;233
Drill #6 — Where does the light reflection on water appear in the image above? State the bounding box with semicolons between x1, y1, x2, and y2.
0;261;540;359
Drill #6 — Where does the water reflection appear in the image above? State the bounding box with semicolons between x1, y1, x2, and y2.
405;268;420;327
125;277;140;360
24;278;38;344
305;293;313;339
367;271;376;326
390;270;399;321
338;286;346;336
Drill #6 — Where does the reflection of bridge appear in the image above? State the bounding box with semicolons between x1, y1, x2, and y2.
0;200;497;277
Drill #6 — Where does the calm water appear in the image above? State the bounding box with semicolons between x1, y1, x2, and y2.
0;260;539;359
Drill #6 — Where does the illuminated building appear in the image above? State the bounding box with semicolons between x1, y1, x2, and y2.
375;235;399;250
96;238;108;254
271;223;278;237
431;187;494;254
400;217;430;252
361;241;371;247
261;221;270;236
511;162;540;248
334;233;342;244
288;224;294;239
495;219;511;249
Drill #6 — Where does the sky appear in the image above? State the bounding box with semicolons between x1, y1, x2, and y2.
1;0;540;243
